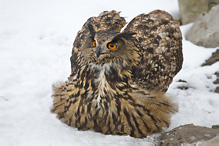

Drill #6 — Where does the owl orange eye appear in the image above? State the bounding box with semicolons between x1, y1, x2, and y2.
92;41;96;47
107;42;117;50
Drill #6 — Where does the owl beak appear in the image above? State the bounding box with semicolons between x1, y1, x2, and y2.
96;47;101;58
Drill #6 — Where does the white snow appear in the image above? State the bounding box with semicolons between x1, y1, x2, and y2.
0;0;218;146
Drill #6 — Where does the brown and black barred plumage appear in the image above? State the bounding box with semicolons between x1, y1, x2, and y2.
51;10;183;138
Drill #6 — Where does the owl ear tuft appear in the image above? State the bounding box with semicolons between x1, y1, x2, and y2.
88;23;96;38
111;32;136;42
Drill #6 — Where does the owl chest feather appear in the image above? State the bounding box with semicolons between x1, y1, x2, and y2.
65;62;175;137
85;63;121;104
74;62;132;108
95;66;109;106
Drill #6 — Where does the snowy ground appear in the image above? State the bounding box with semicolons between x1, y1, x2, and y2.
0;0;218;145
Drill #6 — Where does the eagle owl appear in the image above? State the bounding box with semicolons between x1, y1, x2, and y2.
51;10;183;138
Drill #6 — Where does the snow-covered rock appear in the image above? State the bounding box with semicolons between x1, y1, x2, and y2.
186;5;219;48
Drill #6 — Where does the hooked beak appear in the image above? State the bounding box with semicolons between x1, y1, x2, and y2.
96;47;101;58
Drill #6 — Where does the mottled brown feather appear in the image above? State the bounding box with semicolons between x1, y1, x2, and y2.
123;10;183;92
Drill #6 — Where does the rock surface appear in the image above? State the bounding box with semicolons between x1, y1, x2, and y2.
202;49;219;66
202;49;219;93
178;0;219;25
186;5;219;48
157;124;219;145
178;0;208;24
200;136;219;146
214;72;219;93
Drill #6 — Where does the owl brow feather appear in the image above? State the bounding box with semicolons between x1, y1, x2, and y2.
111;32;136;42
87;23;96;38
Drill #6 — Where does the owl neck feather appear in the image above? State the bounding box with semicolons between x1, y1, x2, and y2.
74;62;130;107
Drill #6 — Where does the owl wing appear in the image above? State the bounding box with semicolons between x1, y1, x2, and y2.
123;10;183;92
71;11;126;76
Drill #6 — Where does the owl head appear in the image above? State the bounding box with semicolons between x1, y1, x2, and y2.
80;24;139;67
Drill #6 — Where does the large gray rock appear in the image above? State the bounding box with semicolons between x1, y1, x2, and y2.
178;0;208;25
200;136;219;146
186;5;219;48
178;0;219;25
157;124;219;145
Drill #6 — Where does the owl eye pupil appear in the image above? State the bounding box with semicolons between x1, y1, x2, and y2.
107;42;117;50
